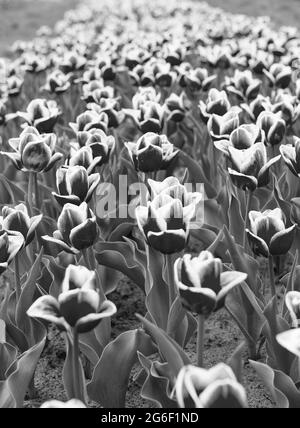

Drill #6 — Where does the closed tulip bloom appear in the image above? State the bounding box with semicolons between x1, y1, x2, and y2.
42;202;98;254
0;230;24;274
257;111;286;146
1;203;42;246
199;89;231;124
126;133;178;173
227;143;280;191
246;208;296;257
175;251;247;316
69;110;109;134
52;166;100;206
226;70;261;102
207;108;240;142
136;192;198;254
263;64;292;89
175;364;248;408
165;93;186;123
43;70;71;94
18;99;61;133
285;291;300;328
2;127;63;173
241;95;272;122
280;137;300;176
27;265;116;333
180;67;216;92
215;124;265;154
68;146;103;174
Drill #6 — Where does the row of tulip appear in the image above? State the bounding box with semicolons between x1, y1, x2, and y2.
1;0;300;408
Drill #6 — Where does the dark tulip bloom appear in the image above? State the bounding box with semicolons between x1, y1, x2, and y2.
246;208;296;257
214;124;265;155
1;203;42;246
280;137;300;177
53;165;100;207
0;230;24;274
126;133;179;173
42;202;98;254
165;93;186;123
175;251;247;316
241;95;272;122
70;110;109;135
225;70;261;102
2;127;63;173
199;89;231;124
207;108;241;142
257;111;286;146
43;70;71;94
263;64;292;89
27;264;116;333
18;99;61;133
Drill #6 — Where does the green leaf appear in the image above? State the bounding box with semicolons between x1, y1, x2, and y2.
87;329;154;407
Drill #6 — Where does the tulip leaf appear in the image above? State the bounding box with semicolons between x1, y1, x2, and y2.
250;360;300;408
137;315;191;379
0;334;45;408
87;329;154;407
138;352;177;408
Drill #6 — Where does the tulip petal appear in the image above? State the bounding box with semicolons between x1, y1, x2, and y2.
216;271;248;310
246;229;269;257
75;300;117;333
269;225;296;256
27;295;68;331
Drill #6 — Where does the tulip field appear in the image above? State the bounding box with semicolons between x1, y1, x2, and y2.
1;0;300;410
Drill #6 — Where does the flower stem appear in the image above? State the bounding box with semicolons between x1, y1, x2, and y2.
33;172;40;209
166;254;176;308
14;254;21;301
82;248;93;270
72;328;85;403
197;314;205;367
243;190;252;249
28;172;34;215
268;255;277;299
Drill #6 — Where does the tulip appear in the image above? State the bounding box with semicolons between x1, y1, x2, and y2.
69;110;109;135
59;52;86;74
246;208;296;258
227;143;280;191
126;133;179;173
43;70;71;94
285;291;300;328
199;89;231;124
165;93;186;123
214;124;265;154
27;264;116;402
136;190;200;254
17;99;61;133
129;64;155;87
175;364;248;408
52;166;100;206
257;111;286;146
175;251;247;316
263;64;292;89
72;129;115;166
207;108;240;142
280;137;300;177
132;87;161;110
41;399;87;409
0;203;42;246
0;229;24;274
6;76;23;97
2;127;63;173
126;101;165;134
180;67;216;92
225;70;261;102
241;95;272;122
42;202;98;254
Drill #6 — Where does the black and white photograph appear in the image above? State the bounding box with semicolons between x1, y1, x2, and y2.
0;0;300;412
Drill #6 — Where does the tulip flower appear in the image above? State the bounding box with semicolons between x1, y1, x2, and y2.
6;76;23;97
17;99;61;133
257;111;286;146
132;87;161;110
227;143;280;191
175;251;247;316
89;99;123;129
71;129;115;166
175;364;248;408
164;93;186;123
28;265;116;402
136;190;200;254
272;93;300;126
180;67;216;92
0;203;42;246
126;133;179;173
129;64;155;87
41;399;87;409
225;70;261;102
2;127;63;173
0;229;24;274
199;89;231;124
68;146;103;174
241;95;272;122
214;124;265;154
285;291;300;328
125;101;165;134
280;137;300;177
59;52;86;74
42;202;98;254
69;110;109;135
246;208;296;258
207;108;240;142
263;63;292;89
43;70;71;94
52;166;100;206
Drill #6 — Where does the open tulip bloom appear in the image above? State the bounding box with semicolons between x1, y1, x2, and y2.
17;99;61;133
199;89;231;124
207;108;241;141
175;364;248;408
246;208;296;258
214;124;265;154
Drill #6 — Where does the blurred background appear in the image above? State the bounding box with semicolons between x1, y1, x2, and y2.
0;0;299;56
